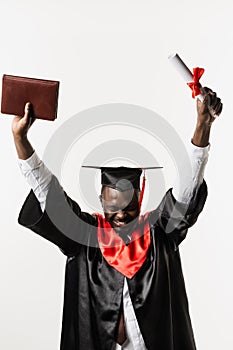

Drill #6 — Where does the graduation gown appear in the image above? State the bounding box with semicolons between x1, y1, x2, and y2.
18;175;208;350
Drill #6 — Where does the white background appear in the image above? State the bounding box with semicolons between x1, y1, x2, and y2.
0;0;232;349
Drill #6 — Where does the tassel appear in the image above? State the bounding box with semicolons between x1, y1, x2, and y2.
138;170;146;212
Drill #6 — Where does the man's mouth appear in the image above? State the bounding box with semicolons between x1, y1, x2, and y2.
112;220;127;228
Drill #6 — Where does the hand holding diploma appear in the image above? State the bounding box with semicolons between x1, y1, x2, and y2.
168;53;223;119
196;87;223;123
191;86;223;147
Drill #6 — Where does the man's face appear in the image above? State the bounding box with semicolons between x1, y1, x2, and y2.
100;186;140;234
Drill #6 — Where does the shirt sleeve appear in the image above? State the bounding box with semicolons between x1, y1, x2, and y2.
172;142;210;204
18;151;53;212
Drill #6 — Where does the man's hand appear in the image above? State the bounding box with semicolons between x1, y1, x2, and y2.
192;87;223;147
12;102;35;160
196;87;223;125
12;102;36;141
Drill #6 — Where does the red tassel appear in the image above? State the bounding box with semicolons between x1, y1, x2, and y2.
139;170;146;212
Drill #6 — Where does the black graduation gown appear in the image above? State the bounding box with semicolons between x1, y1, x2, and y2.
18;175;208;350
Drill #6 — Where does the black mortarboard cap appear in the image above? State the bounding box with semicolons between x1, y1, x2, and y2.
82;166;163;192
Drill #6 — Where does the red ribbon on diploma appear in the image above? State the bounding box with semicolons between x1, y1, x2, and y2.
187;67;205;98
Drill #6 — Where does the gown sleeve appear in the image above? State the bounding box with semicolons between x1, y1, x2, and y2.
149;179;208;249
18;174;97;256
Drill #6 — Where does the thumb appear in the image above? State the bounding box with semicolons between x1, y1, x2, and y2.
23;102;32;123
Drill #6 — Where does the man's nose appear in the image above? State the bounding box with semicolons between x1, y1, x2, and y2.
116;210;126;219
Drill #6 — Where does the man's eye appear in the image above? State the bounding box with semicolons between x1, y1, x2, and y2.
125;205;137;211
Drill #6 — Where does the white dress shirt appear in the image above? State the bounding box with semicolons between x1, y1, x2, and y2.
18;142;209;350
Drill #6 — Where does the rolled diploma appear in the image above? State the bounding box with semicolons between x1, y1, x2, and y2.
168;53;204;102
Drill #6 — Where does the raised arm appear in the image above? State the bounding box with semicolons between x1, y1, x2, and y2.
151;87;223;248
12;102;52;212
12;103;97;256
173;87;223;204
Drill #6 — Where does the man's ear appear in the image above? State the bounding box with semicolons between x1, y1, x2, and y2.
99;194;103;206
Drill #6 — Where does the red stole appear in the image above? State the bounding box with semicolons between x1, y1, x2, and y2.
95;213;151;279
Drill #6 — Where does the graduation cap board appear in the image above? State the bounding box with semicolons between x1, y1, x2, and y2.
82;166;163;210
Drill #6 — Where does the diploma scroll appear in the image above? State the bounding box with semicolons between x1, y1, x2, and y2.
168;53;204;102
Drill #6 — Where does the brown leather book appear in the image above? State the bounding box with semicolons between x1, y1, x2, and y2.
1;74;60;121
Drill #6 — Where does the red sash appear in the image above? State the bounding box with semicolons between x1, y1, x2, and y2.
95;213;151;279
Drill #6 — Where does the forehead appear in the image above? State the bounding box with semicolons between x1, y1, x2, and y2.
101;186;137;204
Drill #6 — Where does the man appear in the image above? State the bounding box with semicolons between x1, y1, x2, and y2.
12;88;222;350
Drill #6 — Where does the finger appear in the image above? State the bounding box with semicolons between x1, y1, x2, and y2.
202;89;220;110
23;102;31;122
211;97;221;110
201;87;218;107
214;102;223;116
203;92;211;105
207;93;217;108
29;116;36;127
201;86;213;95
202;86;217;96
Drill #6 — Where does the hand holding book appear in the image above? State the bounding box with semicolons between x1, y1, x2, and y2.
1;74;59;121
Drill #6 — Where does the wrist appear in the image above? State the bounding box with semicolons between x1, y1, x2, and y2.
13;134;34;160
192;122;211;148
13;133;28;143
